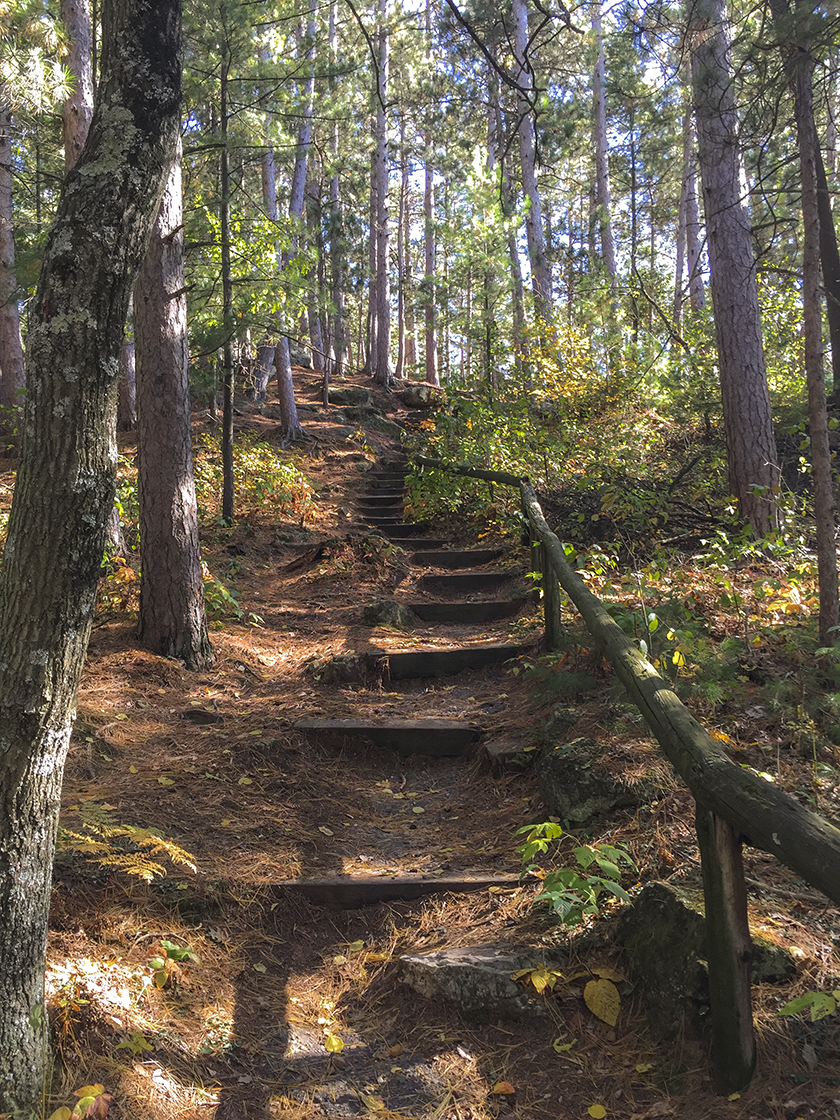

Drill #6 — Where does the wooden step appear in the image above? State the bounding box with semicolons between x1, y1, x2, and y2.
273;873;521;908
295;717;481;757
359;494;405;507
418;571;513;594
388;536;448;549
365;643;524;679
409;598;527;624
411;548;503;569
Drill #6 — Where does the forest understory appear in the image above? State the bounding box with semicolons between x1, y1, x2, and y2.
19;364;840;1120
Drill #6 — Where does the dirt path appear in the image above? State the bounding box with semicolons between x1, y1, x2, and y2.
46;372;840;1120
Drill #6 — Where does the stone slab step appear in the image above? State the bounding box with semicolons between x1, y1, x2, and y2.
366;643;524;679
273;873;521;908
295;717;481;757
411;548;503;569
418;571;513;594
409;598;527;624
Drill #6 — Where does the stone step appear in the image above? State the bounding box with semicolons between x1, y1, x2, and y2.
273;873;521;908
295;717;481;757
371;475;406;486
364;516;421;530
359;494;405;506
409;598;527;624
411;548;503;569
418;571;514;594
366;643;524;680
369;483;404;494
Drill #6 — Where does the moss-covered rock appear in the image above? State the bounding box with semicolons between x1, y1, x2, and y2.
537;737;659;824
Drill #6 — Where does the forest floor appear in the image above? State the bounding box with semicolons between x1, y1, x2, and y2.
25;365;840;1120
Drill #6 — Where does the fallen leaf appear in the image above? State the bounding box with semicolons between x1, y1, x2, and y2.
553;1037;577;1053
128;765;137;774
347;939;364;952
238;776;253;786
591;965;625;983
584;978;620;1027
252;963;267;973
319;826;334;836
157;777;174;786
412;806;425;814
324;1031;344;1053
492;1081;515;1096
588;1106;607;1119
388;1043;404;1057
333;954;347;964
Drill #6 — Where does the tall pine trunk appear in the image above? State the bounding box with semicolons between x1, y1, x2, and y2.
135;140;213;668
690;0;779;535
0;104;25;410
373;0;392;386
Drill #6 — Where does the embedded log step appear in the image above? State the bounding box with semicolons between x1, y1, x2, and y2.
295;716;481;756
366;643;524;679
359;494;405;507
418;571;513;594
273;873;521;908
388;536;448;549
411;548;503;569
410;598;527;624
381;523;434;538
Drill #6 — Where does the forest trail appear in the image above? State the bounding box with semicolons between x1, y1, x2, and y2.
46;368;838;1120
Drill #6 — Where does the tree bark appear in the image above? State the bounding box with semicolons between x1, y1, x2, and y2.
690;0;779;535
60;0;95;171
0;103;25;411
591;1;617;286
512;0;552;325
135;141;213;669
423;0;438;386
0;1;180;1108
373;0;392;386
328;0;347;382
116;296;136;429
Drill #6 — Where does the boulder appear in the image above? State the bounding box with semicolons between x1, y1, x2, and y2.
616;881;797;1035
362;600;416;630
328;386;372;407
543;705;582;743
396;383;445;409
483;736;537;771
398;944;566;1019
537;737;660;824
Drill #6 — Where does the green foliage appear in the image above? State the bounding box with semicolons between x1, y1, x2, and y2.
778;989;840;1022
58;801;197;883
193;433;315;524
147;939;201;989
516;822;637;926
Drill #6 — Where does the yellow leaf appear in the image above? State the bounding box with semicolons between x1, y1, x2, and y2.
129;765;137;774
324;1031;344;1053
221;818;231;827
238;776;253;786
412;806;425;814
588;1106;607;1119
358;1092;385;1111
333;954;347;964
157;776;174;786
364;951;389;962
492;1081;515;1095
114;714;128;721
347;939;364;952
73;1087;105;1100
584;978;620;1027
635;1062;653;1073
552;1037;577;1053
253;963;266;973
47;1109;72;1120
728;1093;740;1101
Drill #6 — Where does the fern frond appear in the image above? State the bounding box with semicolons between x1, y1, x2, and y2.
96;853;167;882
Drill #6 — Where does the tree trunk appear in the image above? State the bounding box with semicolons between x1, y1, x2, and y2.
0;103;25;411
768;0;839;640
690;0;779;535
135;141;213;669
374;0;392;386
116;296;136;429
253;46;281;403
591;1;617;286
423;0;438;386
220;46;235;522
275;0;316;439
512;0;552;324
328;0;347;382
0;1;180;1109
60;0;95;171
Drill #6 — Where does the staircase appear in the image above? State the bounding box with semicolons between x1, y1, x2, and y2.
286;456;531;905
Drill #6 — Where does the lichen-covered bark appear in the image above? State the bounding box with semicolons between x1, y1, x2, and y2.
135;141;213;669
0;1;181;1108
60;0;94;171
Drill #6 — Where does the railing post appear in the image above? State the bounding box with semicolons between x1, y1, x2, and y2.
695;805;756;1093
523;502;562;651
